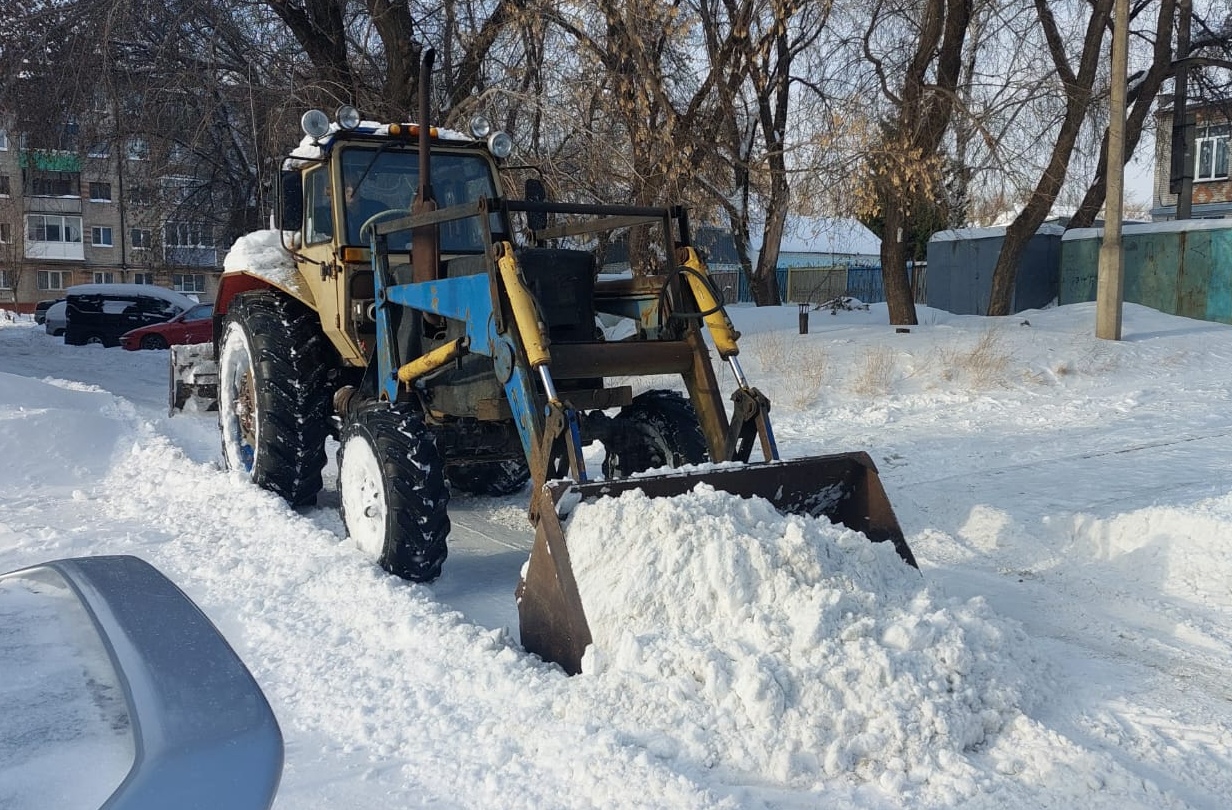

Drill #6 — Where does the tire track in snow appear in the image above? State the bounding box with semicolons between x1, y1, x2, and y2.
94;422;737;810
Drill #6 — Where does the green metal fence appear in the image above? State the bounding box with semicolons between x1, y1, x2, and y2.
1060;223;1232;325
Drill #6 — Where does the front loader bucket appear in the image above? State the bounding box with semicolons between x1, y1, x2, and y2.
516;452;914;674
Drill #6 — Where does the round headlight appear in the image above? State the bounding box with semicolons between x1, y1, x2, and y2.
301;109;330;139
487;131;513;159
336;105;361;130
469;115;492;139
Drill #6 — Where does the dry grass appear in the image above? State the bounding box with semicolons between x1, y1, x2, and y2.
781;345;830;407
852;345;898;396
747;331;789;369
743;333;830;407
938;328;1012;388
1048;340;1121;380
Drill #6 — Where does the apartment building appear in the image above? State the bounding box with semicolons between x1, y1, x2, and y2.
0;122;222;315
1152;99;1232;221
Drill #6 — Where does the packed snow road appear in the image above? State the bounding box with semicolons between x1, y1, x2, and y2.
3;302;1232;809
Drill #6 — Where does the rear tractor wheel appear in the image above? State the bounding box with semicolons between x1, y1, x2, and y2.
446;458;530;497
602;389;709;478
338;406;451;581
217;292;332;506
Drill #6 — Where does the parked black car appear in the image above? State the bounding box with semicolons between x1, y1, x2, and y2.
62;284;198;348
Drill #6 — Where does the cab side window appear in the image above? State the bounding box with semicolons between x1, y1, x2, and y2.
305;168;333;244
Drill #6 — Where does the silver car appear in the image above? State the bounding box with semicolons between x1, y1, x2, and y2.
0;555;283;809
44;300;67;337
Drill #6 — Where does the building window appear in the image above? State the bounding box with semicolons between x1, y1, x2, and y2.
0;223;10;243
91;226;113;247
0;175;9;196
164;221;211;248
172;273;207;293
0;129;8;150
126;137;149;160
88;181;112;201
27;169;80;197
0;270;10;289
37;270;69;290
132;272;154;284
26;214;84;261
92;271;115;284
27;214;82;244
88;141;110;159
128;185;154;206
1195;125;1230;182
130;228;152;249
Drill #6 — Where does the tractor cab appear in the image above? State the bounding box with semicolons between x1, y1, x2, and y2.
273;108;515;367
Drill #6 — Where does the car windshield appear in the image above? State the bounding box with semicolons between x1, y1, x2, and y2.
183;304;213;321
339;147;501;252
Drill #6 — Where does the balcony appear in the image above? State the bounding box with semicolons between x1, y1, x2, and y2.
26;240;85;261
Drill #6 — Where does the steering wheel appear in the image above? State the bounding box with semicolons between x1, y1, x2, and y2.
358;208;413;243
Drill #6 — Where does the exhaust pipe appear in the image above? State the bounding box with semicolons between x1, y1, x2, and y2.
411;48;440;290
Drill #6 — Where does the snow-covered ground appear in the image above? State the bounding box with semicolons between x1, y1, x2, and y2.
1;299;1230;808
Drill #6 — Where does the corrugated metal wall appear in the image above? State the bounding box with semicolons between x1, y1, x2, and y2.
711;265;926;305
1060;225;1232;324
926;230;1061;315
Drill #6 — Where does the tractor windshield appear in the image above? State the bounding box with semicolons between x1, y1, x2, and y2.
339;147;500;252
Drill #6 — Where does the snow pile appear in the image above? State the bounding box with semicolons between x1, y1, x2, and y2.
569;485;1040;798
0;373;128;495
222;229;297;287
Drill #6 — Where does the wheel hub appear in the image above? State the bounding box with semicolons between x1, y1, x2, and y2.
220;327;260;473
340;435;387;560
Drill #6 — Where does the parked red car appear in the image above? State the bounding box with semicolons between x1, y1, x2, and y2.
119;302;214;350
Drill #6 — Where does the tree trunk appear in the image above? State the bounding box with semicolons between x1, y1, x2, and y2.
752;199;787;306
363;0;421;118
881;203;917;324
265;0;356;105
866;0;970;325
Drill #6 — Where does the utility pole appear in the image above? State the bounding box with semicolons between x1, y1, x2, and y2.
1171;0;1194;219
1096;0;1129;341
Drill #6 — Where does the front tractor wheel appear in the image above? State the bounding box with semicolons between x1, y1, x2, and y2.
218;292;331;506
338;407;451;582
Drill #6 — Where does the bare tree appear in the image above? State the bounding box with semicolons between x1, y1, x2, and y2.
705;0;835;306
536;0;730;272
984;0;1112;316
1067;2;1232;229
857;0;973;325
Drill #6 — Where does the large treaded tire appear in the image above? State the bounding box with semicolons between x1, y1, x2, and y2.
338;406;451;581
446;458;531;497
602;389;709;478
218;291;331;506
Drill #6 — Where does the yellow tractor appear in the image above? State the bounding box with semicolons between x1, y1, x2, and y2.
187;51;914;673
